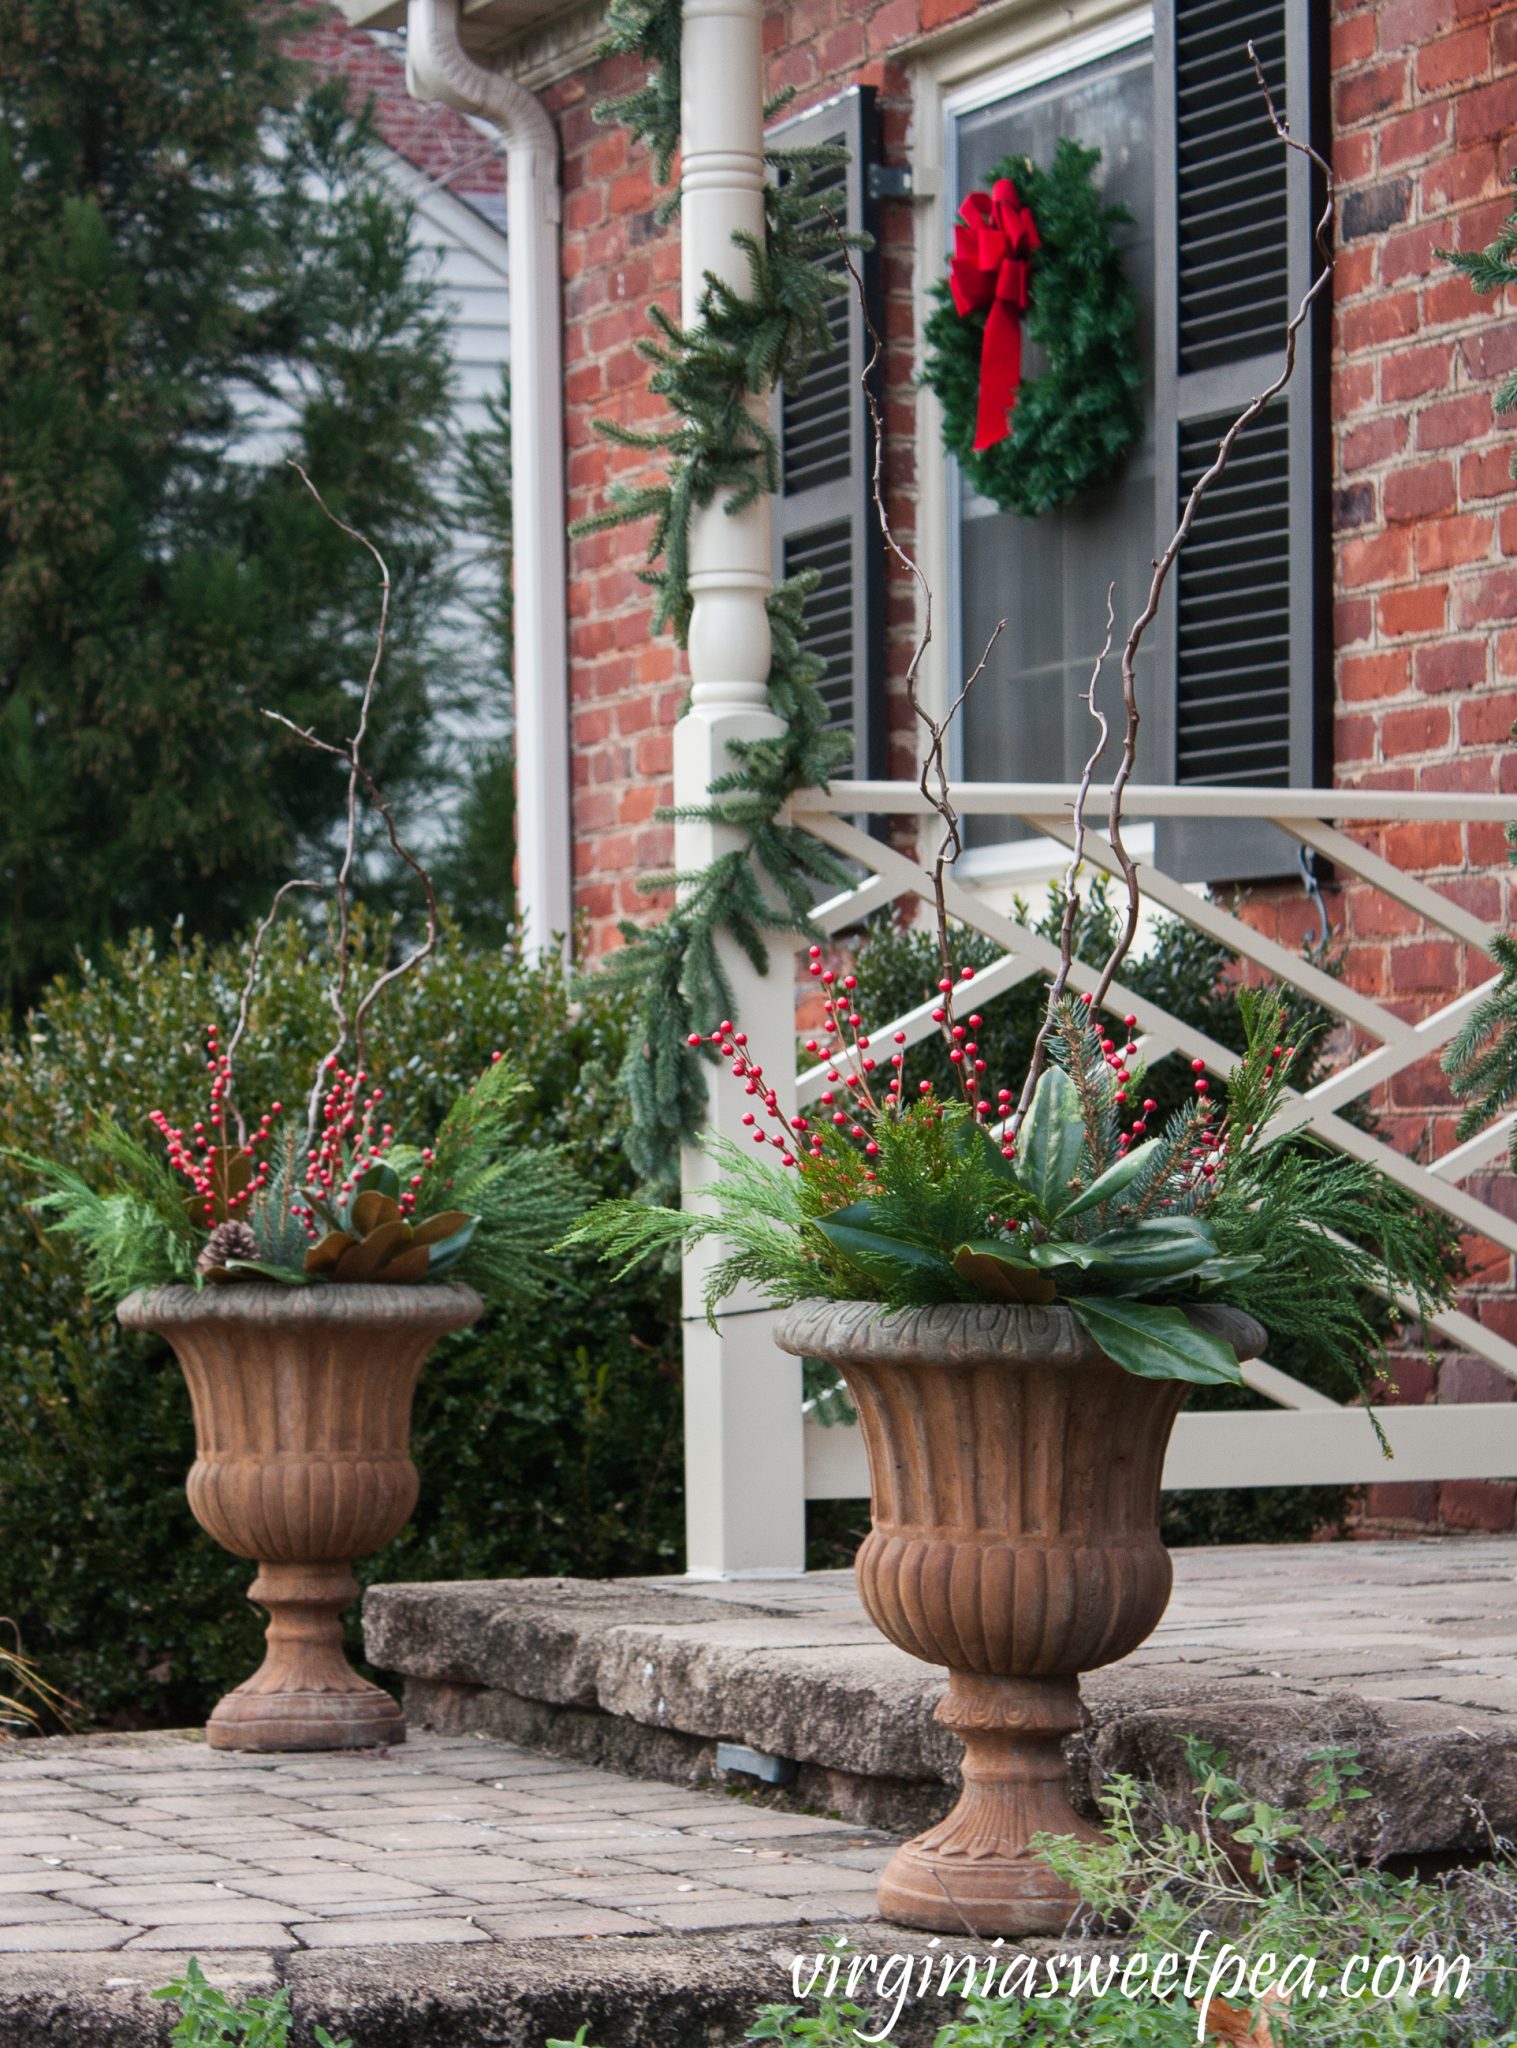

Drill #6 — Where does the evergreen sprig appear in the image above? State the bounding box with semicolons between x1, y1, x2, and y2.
921;139;1144;516
577;11;862;1196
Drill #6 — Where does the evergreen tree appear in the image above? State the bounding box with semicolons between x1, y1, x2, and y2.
0;0;463;1013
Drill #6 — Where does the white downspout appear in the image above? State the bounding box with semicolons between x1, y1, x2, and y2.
405;0;572;958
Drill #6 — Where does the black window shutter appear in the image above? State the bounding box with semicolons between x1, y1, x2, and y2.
767;87;886;780
1151;0;1330;883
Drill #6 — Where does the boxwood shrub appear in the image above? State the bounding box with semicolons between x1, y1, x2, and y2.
0;918;682;1728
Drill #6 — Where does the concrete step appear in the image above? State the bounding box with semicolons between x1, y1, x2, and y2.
363;1538;1517;1862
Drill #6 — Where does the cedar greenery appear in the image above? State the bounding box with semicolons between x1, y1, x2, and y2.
574;0;856;1198
921;140;1144;517
567;984;1455;1399
11;1051;583;1313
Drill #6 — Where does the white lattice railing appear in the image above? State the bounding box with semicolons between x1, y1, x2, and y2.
779;783;1517;1506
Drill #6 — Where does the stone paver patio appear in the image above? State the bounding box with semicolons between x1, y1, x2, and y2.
0;1732;891;1957
0;1539;1513;2043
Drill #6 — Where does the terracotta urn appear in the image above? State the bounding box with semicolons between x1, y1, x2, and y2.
774;1296;1265;1937
118;1282;481;1752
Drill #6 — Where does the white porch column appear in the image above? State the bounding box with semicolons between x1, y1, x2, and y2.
676;0;805;1576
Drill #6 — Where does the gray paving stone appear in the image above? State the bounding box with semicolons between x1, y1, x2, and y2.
467;1905;659;1939
0;1922;132;1952
123;1923;300;1952
289;1915;489;1948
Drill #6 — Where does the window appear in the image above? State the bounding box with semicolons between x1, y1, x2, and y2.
941;0;1328;885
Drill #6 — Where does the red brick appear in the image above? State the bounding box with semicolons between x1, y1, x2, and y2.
1416;636;1489;692
1381;703;1452;754
1383;818;1464;868
1361;1481;1440;1526
1381;344;1455;406
1331;10;1378;66
1416;392;1496;449
1442;1356;1517;1404
1416;511;1495;569
1340;291;1421;354
1343;416;1410;472
1439;1479;1517;1529
1383;459;1456;521
1336;58;1409;126
1334;131;1376;185
1461;445;1517;499
1378;0;1455;48
1339;527;1413;587
1417;23;1490;90
1421;143;1499;211
1458;77;1517;147
1455;565;1517;625
1379;583;1448;636
1339;651;1411;700
1379;220;1446;286
1336;595;1376;644
1378;102;1451;170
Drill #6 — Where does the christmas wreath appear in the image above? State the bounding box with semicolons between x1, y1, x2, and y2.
922;137;1144;517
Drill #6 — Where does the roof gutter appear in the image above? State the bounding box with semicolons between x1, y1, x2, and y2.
406;0;571;958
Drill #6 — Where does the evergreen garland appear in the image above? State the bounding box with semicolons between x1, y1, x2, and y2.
921;140;1143;517
579;0;860;1197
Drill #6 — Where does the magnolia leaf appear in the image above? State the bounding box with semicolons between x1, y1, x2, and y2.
420;1215;479;1273
952;1242;1057;1304
1015;1066;1085;1217
376;1244;431;1285
219;1259;313;1287
354;1161;402;1204
352;1189;404;1237
1193;1253;1266;1290
1069;1296;1243;1386
1059;1139;1160;1219
1029;1239;1106;1270
331;1219;414;1282
411;1209;475;1248
304;1229;356;1275
1080;1216;1220;1288
813;1215;961;1296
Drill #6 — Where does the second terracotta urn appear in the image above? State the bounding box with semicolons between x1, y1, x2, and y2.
120;1282;481;1752
775;1296;1264;1936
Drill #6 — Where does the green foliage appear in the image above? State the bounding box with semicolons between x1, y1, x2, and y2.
570;986;1455;1406
593;0;683;189
0;1;475;1014
550;1752;1517;2046
0;921;682;1727
576;19;860;1197
1443;930;1517;1167
921;140;1144;516
156;1958;349;2048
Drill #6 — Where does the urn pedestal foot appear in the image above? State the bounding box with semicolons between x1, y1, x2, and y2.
206;1562;403;1754
877;1673;1101;1937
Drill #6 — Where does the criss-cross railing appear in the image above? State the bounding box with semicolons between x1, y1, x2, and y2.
680;780;1517;1574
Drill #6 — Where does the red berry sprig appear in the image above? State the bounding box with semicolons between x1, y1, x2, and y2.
148;1026;283;1224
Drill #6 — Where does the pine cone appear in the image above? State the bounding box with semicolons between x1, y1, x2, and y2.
198;1221;261;1278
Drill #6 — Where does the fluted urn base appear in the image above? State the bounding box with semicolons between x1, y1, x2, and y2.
775;1298;1266;1939
878;1673;1100;1936
119;1283;482;1755
207;1562;404;1753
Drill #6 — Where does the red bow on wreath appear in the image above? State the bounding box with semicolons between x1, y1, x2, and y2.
949;178;1041;451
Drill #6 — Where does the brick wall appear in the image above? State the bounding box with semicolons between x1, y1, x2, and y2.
294;11;508;205
1237;0;1517;1535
